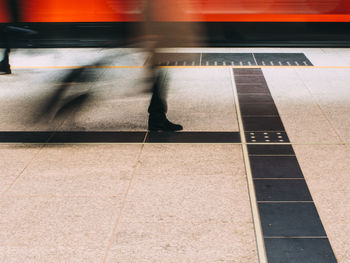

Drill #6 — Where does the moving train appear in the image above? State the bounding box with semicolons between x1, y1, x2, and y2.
1;0;350;22
1;0;350;46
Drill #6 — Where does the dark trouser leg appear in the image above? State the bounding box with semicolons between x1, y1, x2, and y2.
148;71;167;115
1;25;12;74
0;48;11;74
147;71;182;131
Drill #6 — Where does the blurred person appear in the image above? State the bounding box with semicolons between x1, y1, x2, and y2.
0;0;36;74
0;0;20;74
140;0;205;131
35;0;205;132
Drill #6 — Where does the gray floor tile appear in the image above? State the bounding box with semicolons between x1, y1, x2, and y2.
265;238;337;263
254;179;312;201
259;203;326;237
250;156;303;178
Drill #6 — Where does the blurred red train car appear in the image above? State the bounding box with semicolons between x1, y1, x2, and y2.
1;0;350;22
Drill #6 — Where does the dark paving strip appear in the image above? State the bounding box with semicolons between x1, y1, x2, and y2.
201;53;256;66
233;68;263;75
242;116;286;131
259;203;326;237
0;131;146;143
248;145;295;155
240;103;279;116
0;131;241;143
0;132;53;143
254;53;313;66
153;53;200;66
236;84;271;94
264;238;337;263
48;131;146;143
152;53;313;67
246;131;289;143
235;75;268;85
250;156;304;178
233;68;337;262
238;94;274;104
146;131;241;143
254;179;312;201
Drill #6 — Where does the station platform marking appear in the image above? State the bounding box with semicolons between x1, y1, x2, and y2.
231;67;338;263
8;65;350;70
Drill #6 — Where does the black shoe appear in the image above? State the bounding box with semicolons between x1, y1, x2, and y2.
0;62;11;74
148;117;183;131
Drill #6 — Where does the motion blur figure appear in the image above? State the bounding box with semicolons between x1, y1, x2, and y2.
0;0;20;74
35;0;205;131
0;0;36;74
141;0;205;131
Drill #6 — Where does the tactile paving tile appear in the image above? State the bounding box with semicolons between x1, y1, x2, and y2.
242;117;286;132
265;238;337;263
146;131;241;143
249;156;304;179
233;67;337;263
259;203;326;236
151;53;313;67
152;53;200;66
254;179;312;201
0;131;241;143
201;53;256;66
240;103;279;116
48;131;146;143
254;53;313;66
246;131;289;143
233;68;263;75
0;131;53;143
247;145;295;155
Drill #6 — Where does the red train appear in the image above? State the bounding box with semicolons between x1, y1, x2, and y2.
1;0;350;23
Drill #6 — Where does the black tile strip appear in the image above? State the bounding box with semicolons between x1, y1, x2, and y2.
259;203;326;237
254;179;312;201
153;53;200;66
250;156;304;178
236;84;271;94
49;131;146;143
0;131;241;143
238;94;274;104
264;238;337;263
201;53;256;66
233;67;336;262
151;53;313;67
0;132;53;143
235;75;268;85
240;103;279;116
146;132;241;143
248;145;295;155
246;131;289;143
233;68;263;75
254;53;313;66
243;117;285;131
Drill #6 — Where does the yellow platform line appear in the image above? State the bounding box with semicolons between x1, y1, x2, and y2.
10;65;350;69
12;65;144;69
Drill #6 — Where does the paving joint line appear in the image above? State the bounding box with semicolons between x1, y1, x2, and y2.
102;141;145;263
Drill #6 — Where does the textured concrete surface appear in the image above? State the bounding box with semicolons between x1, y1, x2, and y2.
1;47;350;262
294;145;350;263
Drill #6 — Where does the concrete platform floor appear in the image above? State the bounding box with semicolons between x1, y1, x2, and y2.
0;47;350;263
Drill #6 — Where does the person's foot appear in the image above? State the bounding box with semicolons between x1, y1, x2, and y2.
0;62;11;74
148;117;183;131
